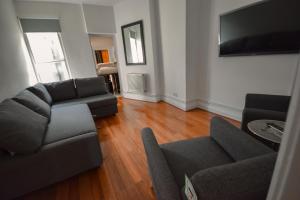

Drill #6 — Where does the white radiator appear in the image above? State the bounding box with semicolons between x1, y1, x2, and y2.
127;73;146;94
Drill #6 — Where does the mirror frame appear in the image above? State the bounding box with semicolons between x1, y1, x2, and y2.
121;20;147;65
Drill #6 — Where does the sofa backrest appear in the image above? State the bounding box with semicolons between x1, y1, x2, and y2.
0;99;48;155
74;76;108;98
210;117;274;161
13;90;51;120
45;79;77;103
27;83;52;105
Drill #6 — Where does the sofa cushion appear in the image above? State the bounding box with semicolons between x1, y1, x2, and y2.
13;90;51;119
160;137;233;188
45;79;76;103
52;94;117;109
0;99;48;154
27;83;52;105
75;76;107;98
44;104;96;144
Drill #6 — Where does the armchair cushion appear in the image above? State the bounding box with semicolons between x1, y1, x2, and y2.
190;153;277;200
160;137;233;188
211;117;274;161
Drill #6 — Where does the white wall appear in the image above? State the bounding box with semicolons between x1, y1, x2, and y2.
158;0;188;109
82;4;116;34
14;1;97;79
114;0;161;102
0;0;37;102
186;0;211;109
194;0;299;120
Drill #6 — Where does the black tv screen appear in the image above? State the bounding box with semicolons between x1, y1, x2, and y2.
219;0;300;57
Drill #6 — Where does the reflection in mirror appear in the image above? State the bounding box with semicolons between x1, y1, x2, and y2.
121;21;146;65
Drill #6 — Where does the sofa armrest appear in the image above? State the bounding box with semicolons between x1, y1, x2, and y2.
141;128;181;200
245;93;290;112
190;153;277;200
211;117;273;161
241;108;287;132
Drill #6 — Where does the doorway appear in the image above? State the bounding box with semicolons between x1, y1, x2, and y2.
89;34;121;95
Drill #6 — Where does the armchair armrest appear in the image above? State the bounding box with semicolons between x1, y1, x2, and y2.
211;117;273;161
190;153;277;200
141;128;181;200
245;93;290;112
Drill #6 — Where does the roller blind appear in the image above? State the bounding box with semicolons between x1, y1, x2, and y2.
20;19;61;33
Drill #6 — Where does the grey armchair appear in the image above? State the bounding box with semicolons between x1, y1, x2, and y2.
241;93;290;133
141;117;277;200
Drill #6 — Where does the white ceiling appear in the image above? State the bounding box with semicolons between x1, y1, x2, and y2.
15;0;126;6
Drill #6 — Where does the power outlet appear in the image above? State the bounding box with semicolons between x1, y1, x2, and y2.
172;92;178;97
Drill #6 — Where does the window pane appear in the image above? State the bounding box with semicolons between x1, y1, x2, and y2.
36;61;69;83
26;32;65;63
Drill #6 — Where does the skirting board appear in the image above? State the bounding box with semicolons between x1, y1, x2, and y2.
162;96;242;121
122;93;242;121
123;92;161;103
162;95;198;111
198;99;242;121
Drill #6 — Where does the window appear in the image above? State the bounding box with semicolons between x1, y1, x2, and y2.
25;32;70;83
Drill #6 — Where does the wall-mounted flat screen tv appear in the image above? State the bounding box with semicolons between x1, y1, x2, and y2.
219;0;300;57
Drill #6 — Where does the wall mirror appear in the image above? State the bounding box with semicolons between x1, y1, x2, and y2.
121;20;146;65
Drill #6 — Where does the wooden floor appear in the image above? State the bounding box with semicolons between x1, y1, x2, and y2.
20;98;239;200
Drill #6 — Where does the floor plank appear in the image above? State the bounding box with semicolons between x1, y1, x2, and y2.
21;97;239;200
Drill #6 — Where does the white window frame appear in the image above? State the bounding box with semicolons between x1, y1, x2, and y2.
23;32;71;82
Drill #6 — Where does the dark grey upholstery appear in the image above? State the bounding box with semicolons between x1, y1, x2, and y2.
90;104;118;117
241;93;290;132
161;137;233;188
45;104;96;144
0;131;101;200
211;117;273;161
244;93;290;112
0;76;117;199
53;94;118;117
0;99;48;154
141;117;276;200
53;94;117;108
27;83;52;105
45;79;76;103
141;128;182;200
0;77;113;199
13;90;51;119
75;76;107;98
190;153;277;200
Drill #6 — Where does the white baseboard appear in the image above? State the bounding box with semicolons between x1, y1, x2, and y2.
122;93;242;121
162;95;187;110
198;99;242;121
162;95;199;111
122;92;161;103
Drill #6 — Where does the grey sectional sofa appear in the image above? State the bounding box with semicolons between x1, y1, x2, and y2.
142;117;277;200
0;76;117;200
